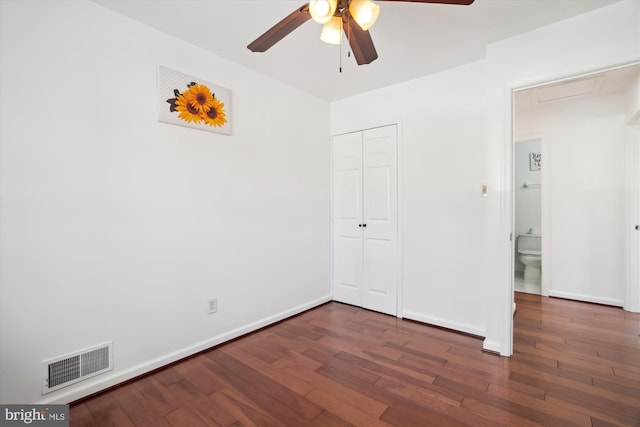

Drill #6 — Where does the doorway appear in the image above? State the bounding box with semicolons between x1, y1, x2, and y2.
512;64;640;310
513;138;542;295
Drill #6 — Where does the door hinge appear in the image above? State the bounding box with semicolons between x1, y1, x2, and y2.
510;232;513;241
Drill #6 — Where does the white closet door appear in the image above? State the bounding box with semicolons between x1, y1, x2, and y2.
362;126;398;315
332;131;364;307
331;125;398;315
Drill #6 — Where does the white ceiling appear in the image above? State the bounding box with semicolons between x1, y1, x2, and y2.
92;0;623;102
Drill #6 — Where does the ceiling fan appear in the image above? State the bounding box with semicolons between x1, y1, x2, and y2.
247;0;475;66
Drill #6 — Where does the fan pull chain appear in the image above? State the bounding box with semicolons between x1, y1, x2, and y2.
339;24;342;73
347;15;351;58
339;15;351;73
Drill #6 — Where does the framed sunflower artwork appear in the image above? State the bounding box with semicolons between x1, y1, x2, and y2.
158;66;232;135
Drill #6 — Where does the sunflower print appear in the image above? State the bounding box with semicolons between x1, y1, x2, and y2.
201;98;227;127
166;82;228;128
174;93;202;124
183;83;215;113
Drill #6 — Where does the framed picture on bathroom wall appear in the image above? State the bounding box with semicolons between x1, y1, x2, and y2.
529;152;541;171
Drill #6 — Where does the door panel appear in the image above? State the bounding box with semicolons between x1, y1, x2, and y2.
365;166;392;221
332;132;363;306
363;238;392;293
362;126;398;315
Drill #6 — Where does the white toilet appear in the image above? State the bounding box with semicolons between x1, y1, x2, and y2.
517;234;541;282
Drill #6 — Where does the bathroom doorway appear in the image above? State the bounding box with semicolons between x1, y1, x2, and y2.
513;138;542;295
513;63;639;307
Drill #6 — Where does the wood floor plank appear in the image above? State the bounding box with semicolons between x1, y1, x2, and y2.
113;383;171;427
437;376;585;427
613;366;640;382
167;378;239;426
203;351;316;426
544;394;638;427
83;389;121;418
310;410;355;427
221;344;315;396
68;403;93;427
208;348;323;421
90;406;136;427
273;354;389;420
460;396;547;427
70;294;640;426
590;416;624;427
486;382;593;427
153;367;184;387
510;364;640;409
170;355;225;396
304;388;392;427
164;407;211;427
510;370;640;425
373;377;502;427
380;402;469;427
209;389;283;427
133;375;182;416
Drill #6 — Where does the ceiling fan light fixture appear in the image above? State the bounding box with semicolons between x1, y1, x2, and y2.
320;16;343;45
309;0;338;25
348;0;380;31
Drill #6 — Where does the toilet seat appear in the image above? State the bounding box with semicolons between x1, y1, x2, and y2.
518;249;541;256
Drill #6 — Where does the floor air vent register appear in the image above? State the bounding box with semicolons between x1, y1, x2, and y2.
42;342;113;394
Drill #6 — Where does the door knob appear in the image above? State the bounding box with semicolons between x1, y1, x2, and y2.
358;224;362;227
363;224;367;227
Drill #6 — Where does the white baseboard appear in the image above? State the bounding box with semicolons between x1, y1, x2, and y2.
401;310;485;337
482;339;502;354
37;295;332;405
547;290;624;307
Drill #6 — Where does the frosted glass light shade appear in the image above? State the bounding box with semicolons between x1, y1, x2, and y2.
349;0;380;31
309;0;338;25
320;16;342;45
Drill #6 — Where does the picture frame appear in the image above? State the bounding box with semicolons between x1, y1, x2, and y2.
529;152;541;171
158;66;232;135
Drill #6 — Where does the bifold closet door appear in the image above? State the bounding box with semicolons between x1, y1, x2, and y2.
332;125;397;315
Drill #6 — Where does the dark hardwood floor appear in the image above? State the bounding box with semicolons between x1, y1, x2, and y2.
70;292;640;426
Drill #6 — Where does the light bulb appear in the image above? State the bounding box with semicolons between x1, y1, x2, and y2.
314;1;329;16
358;9;372;24
320;16;342;45
309;0;337;25
349;0;380;31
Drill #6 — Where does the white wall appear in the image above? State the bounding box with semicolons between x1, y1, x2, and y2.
0;0;331;404
625;68;640;125
516;94;627;305
484;0;639;354
332;0;639;355
332;61;489;337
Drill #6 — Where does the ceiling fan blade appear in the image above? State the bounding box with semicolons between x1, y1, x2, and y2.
247;4;311;52
342;16;378;65
378;0;474;5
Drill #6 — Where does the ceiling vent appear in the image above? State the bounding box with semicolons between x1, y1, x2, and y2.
532;76;604;104
42;342;113;394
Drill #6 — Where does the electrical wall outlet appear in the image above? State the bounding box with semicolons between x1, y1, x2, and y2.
207;297;218;314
